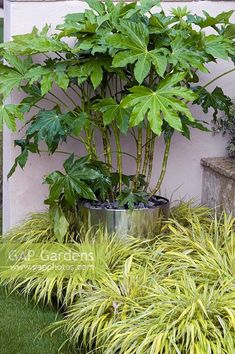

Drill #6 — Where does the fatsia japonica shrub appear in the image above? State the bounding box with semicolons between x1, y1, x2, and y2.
0;0;234;239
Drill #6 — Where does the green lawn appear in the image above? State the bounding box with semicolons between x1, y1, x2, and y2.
0;288;71;354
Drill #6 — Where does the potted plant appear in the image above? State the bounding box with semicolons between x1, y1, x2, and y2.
0;0;234;240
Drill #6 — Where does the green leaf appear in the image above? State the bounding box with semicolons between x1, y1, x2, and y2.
139;0;160;14
121;73;197;135
45;154;98;207
171;6;190;19
223;24;235;40
0;104;24;131
204;35;234;60
195;10;234;29
118;189;148;209
0;70;24;98
86;0;105;15
93;98;129;134
1;26;70;55
169;35;208;73
108;21;151;84
72;112;89;136
181;115;209;139
19;84;44;113
150;49;168;77
193;86;233;120
7;139;38;178
26;109;74;152
26;63;70;94
68;58;111;89
52;207;69;243
3;53;33;75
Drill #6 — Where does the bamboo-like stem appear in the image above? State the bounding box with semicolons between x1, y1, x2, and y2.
142;123;151;177
102;131;108;164
105;130;112;167
113;125;122;193
145;132;156;190
84;127;94;156
134;127;143;189
143;66;155;188
150;137;171;197
80;84;98;158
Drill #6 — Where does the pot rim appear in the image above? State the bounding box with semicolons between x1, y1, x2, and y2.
79;196;170;212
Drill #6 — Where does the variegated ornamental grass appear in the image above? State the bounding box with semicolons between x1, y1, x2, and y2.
1;203;235;353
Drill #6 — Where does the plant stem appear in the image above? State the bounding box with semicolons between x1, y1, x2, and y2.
55;52;65;60
145;132;156;190
142;124;151;177
70;85;82;100
47;92;71;110
70;135;86;145
101;127;109;164
203;68;235;89
113;125;122;194
150;137;171;197
39;149;77;157
134;127;143;189
98;150;137;161
61;88;78;108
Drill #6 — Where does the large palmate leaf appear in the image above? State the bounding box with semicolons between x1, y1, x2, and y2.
0;104;24;131
93;97;129;133
7;139;38;178
20;84;44;113
138;0;160;14
26;109;82;152
169;35;208;73
191;10;234;29
117;189;148;209
68;57;111;89
223;24;235;40
0;70;24;99
0;26;70;55
204;35;234;60
26;62;69;95
193;86;233;119
108;21;152;84
3;53;33;75
45;154;99;206
86;0;106;16
121;73;197;135
71;112;89;136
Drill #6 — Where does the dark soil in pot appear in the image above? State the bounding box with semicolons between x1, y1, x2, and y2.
80;196;168;210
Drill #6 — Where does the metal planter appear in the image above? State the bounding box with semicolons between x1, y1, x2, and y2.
79;197;170;238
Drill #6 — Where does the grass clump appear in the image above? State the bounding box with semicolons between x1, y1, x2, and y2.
1;203;235;353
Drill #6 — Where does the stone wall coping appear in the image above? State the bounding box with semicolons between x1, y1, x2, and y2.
201;157;235;181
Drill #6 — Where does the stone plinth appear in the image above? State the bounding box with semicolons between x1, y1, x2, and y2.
201;157;235;215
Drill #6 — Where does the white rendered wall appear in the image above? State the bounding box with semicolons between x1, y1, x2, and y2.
3;0;235;231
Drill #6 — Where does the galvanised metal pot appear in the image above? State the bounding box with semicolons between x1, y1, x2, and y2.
79;197;169;238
